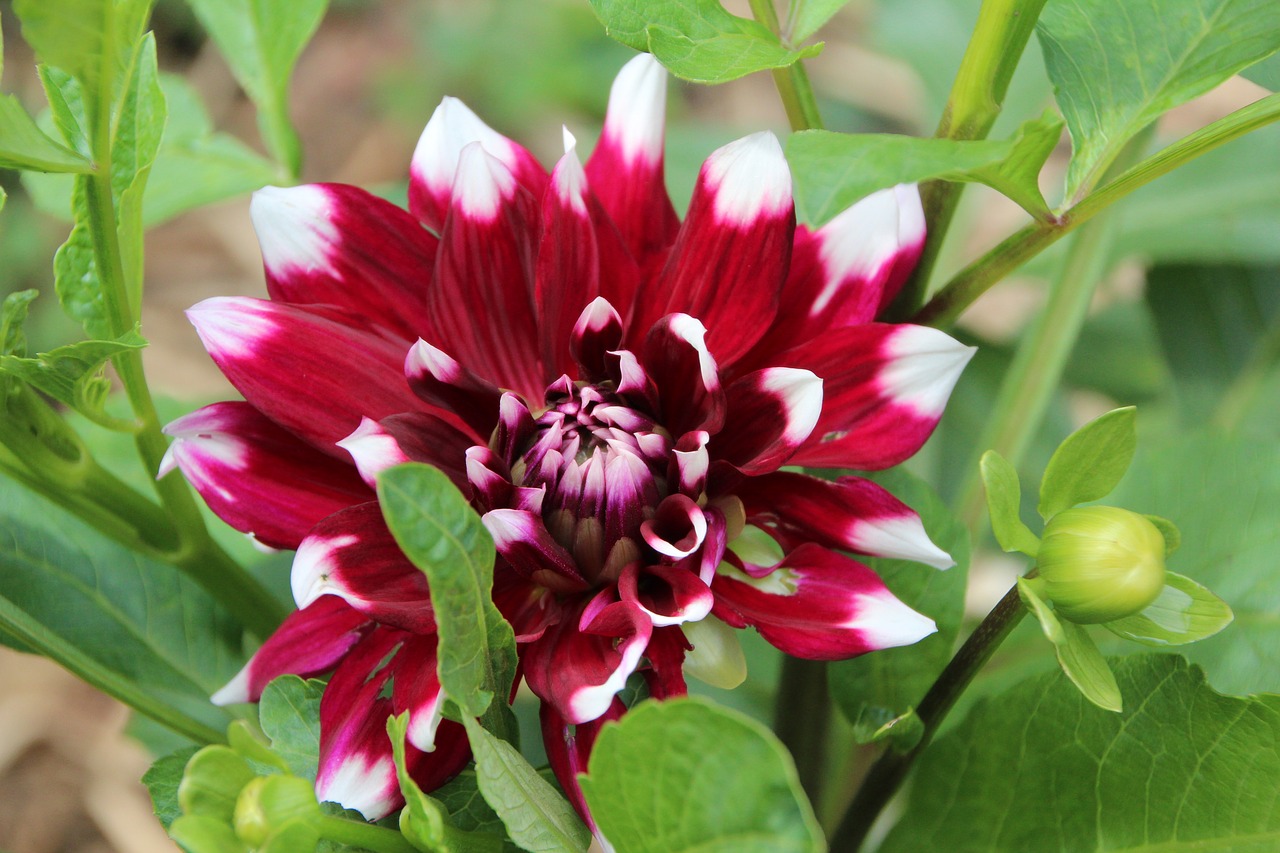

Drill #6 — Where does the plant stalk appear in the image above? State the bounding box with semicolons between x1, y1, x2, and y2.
748;0;824;132
915;93;1280;328
773;656;832;807
317;816;420;853
888;0;1049;318
830;585;1026;851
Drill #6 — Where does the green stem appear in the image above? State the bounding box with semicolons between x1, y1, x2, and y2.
79;14;285;638
316;816;419;853
888;0;1049;318
915;93;1280;328
954;207;1119;532
830;585;1026;851
0;594;225;744
773;656;831;807
748;0;823;132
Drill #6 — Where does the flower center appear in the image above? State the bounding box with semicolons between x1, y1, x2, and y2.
505;379;672;584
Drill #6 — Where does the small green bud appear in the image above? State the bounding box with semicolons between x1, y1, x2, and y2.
1038;506;1167;624
233;776;320;848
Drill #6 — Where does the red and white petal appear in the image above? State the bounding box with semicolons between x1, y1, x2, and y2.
338;412;476;492
639;494;707;560
409;97;547;231
737;472;953;569
523;594;653;724
570;297;624;382
631;133;793;366
541;699;625;829
714;368;822;475
536;134;603;378
713;544;936;660
211;596;368;705
783;324;975;470
619;563;714;627
317;630;468;819
292;502;435;633
430;143;544;397
390;634;448;752
643;624;692;700
482;508;589;592
585;53;678;278
670;430;710;499
161;402;371;550
641;314;725;436
187;297;424;454
404;338;502;439
250;183;435;342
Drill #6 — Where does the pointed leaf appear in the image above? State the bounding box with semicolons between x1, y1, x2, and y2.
143;746;202;829
377;464;517;737
1104;571;1233;647
581;698;824;853
788;0;854;43
1016;576;1064;645
788;112;1061;225
1053;620;1122;712
883;656;1280;852
462;717;590;853
980;450;1040;556
0;95;94;173
1037;406;1136;520
589;0;821;84
183;0;328;174
1037;0;1280;199
1143;514;1181;556
0;330;147;428
1;290;38;359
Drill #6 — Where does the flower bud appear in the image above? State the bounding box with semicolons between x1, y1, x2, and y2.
1037;506;1166;624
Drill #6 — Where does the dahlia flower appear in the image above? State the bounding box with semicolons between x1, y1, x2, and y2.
162;54;973;821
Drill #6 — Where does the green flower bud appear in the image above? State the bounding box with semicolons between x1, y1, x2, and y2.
233;776;321;848
1037;506;1166;624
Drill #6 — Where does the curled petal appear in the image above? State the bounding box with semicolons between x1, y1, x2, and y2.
483;508;590;592
212;596;368;705
409;96;547;230
524;594;653;724
337;413;475;492
405;339;502;439
639;494;708;560
641;314;725;436
291;502;435;633
714;367;823;475
250;183;435;342
713;544;936;659
737;472;953;569
643;624;692;700
619;563;714;627
783;324;975;470
186;297;423;454
161;402;370;550
570;297;624;382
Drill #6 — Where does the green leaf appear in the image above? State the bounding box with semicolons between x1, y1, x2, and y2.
1106;432;1280;694
54;178;109;339
881;655;1280;852
462;717;589;853
1144;514;1182;555
1104;571;1233;646
113;32;167;304
980;450;1040;556
1244;52;1280;90
1053;620;1122;712
13;0;111;97
787;112;1061;225
388;715;504;853
0;478;246;731
787;0;852;43
828;469;969;746
143;746;202;829
1;290;38;360
183;0;328;175
377;464;516;735
0;95;94;173
0;330;147;428
1037;0;1280;199
1016;576;1064;645
258;676;324;782
170;813;247;853
1037;406;1136;520
431;771;508;840
581;698;824;853
589;0;821;84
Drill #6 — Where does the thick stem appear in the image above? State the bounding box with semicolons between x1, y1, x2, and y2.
0;595;226;744
954;210;1119;532
316;816;420;853
830;585;1026;851
887;0;1049;318
773;656;832;806
749;0;824;132
915;93;1280;328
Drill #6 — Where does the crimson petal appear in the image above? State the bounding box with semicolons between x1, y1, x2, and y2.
714;367;823;475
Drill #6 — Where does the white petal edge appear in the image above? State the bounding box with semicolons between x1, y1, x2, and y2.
878;326;977;418
601;53;668;166
810;185;905;315
317;753;398;820
703;131;792;226
250;184;338;279
760;367;823;446
337;417;408;489
850;514;955;570
412;96;520;196
851;589;938;650
291;533;361;608
186;297;280;361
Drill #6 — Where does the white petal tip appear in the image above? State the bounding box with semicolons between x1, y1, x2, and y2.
452;142;517;221
704;132;793;226
856;592;938;650
249;184;337;277
852;515;955;570
211;668;251;706
603;53;668;165
881;327;977;418
413;96;517;198
317;756;398;820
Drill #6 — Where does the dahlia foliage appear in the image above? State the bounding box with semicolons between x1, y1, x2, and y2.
161;54;973;819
